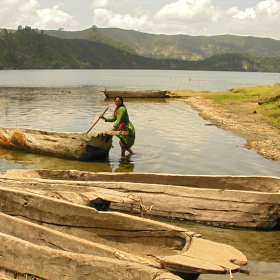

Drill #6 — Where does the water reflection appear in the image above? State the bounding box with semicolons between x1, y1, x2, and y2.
113;155;135;172
0;148;114;172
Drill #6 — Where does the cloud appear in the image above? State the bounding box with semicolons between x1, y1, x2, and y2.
224;0;280;38
91;0;223;35
155;0;221;23
0;0;83;30
89;0;130;9
93;8;150;30
1;0;279;39
36;5;83;29
152;0;222;35
91;0;280;39
90;0;113;9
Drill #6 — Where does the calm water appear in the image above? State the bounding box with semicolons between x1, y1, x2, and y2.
0;69;279;279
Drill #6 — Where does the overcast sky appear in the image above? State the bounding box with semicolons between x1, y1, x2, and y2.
1;0;279;39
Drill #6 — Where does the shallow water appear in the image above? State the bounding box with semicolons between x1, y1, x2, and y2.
0;70;279;279
0;86;279;176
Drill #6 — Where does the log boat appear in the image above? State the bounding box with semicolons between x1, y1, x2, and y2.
0;127;126;160
0;174;147;213
2;169;278;229
100;89;168;98
0;213;182;280
0;181;248;280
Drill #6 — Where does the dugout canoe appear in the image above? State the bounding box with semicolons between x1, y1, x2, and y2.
0;127;127;160
0;174;147;214
2;169;279;229
0;213;182;280
101;89;168;98
0;184;248;279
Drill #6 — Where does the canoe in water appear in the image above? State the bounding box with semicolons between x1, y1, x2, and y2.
3;169;279;229
0;179;248;280
0;127;126;160
101;90;168;98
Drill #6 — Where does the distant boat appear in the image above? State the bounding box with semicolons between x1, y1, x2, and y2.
7;169;279;230
101;89;168;98
0;127;126;160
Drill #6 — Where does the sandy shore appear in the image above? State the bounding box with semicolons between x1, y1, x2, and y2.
169;90;280;161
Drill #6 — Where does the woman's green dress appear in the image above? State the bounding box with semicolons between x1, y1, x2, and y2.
105;106;135;148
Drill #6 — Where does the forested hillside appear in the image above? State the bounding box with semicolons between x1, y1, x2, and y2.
0;27;280;72
43;27;280;61
0;28;153;69
97;28;280;60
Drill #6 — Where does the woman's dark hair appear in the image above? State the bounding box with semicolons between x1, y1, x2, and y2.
114;96;125;107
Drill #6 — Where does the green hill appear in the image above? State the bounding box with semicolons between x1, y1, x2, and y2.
0;27;280;72
43;27;280;60
0;31;148;69
97;28;280;60
45;27;137;55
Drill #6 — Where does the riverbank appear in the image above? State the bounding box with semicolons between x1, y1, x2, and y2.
169;88;280;161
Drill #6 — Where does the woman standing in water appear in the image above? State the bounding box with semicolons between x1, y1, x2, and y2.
100;96;135;156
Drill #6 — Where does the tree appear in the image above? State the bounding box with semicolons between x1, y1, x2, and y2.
24;26;32;34
1;28;9;36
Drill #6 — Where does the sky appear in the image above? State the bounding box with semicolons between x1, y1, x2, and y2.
1;0;280;40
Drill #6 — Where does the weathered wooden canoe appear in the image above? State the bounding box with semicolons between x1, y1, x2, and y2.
3;169;279;229
101;89;168;98
0;174;147;213
0;183;248;279
0;213;182;280
0;127;126;160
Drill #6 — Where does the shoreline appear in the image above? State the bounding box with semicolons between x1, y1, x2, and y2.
169;90;280;161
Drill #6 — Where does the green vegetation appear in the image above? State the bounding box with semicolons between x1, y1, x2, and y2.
0;26;280;72
96;28;280;60
203;83;280;129
43;27;280;61
0;26;159;69
79;26;137;55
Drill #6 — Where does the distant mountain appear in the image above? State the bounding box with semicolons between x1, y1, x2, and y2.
44;27;280;60
43;29;88;39
96;28;280;60
0;28;279;72
0;30;150;69
45;27;137;55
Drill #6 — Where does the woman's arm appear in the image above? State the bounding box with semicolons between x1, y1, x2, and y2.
100;114;116;122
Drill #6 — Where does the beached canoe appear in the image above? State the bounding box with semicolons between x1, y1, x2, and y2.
0;213;182;280
0;127;126;160
101;89;168;98
3;169;279;229
0;174;147;213
0;184;248;280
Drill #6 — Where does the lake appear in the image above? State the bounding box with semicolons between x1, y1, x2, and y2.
0;69;279;279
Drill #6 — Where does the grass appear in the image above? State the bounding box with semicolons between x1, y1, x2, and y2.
202;83;280;129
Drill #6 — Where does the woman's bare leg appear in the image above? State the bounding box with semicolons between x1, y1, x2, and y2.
119;140;126;156
126;147;134;154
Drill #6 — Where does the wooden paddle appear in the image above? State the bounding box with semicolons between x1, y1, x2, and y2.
86;107;109;135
